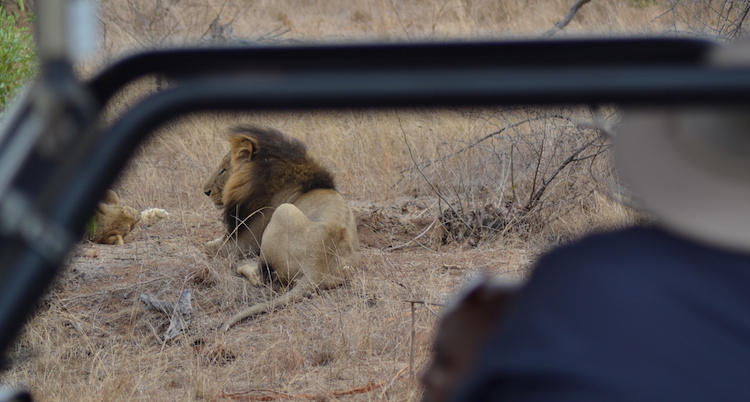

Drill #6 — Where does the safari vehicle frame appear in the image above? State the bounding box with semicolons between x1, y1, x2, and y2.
1;0;750;392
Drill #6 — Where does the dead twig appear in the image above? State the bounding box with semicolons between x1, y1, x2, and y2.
404;299;446;378
402;300;446;308
410;301;416;379
398;114;563;176
221;367;409;400
222;389;296;401
524;135;605;212
385;219;438;251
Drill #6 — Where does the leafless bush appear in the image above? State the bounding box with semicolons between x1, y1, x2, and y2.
99;0;291;54
660;0;750;40
402;107;613;246
101;0;208;48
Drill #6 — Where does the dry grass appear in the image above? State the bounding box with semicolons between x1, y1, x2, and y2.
0;1;718;400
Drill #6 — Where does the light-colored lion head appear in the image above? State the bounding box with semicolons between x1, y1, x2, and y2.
87;190;141;245
203;152;231;209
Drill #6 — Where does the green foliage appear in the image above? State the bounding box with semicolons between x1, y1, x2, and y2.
0;4;36;110
87;216;98;236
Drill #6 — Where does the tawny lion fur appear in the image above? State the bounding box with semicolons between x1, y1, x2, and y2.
87;190;141;245
203;152;230;210
204;126;360;331
87;190;169;245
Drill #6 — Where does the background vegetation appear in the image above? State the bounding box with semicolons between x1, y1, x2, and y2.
0;0;35;110
1;0;743;400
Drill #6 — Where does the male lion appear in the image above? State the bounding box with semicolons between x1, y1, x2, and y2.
204;125;360;331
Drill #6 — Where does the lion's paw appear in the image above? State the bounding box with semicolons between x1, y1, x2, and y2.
237;262;263;287
205;236;227;255
140;208;169;225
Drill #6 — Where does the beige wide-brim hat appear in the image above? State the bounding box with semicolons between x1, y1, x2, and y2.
615;106;750;252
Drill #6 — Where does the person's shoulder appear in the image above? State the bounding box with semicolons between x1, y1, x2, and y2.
543;226;664;262
530;226;685;288
586;225;674;245
551;225;750;263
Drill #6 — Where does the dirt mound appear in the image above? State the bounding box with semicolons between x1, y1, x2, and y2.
351;198;444;250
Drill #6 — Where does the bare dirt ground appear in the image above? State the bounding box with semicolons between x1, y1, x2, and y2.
5;195;532;400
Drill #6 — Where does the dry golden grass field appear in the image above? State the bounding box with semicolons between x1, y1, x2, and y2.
0;0;737;400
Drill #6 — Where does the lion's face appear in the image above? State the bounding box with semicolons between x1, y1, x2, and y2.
203;152;231;209
88;190;141;245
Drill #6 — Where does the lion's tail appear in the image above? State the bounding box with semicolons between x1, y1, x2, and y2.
221;278;316;332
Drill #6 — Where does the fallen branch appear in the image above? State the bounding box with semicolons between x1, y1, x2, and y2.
543;0;592;37
140;288;192;341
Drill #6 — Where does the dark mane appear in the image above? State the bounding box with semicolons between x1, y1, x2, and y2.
223;125;336;236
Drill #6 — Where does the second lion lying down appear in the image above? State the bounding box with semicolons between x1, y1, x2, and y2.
204;125;360;331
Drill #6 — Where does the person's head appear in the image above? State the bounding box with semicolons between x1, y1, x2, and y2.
616;44;750;252
616;106;750;252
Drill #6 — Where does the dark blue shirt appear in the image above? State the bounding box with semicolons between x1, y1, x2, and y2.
455;227;750;401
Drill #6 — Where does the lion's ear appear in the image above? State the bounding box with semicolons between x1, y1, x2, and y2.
102;190;120;206
229;134;260;161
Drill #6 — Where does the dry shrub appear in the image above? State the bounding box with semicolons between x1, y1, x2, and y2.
660;0;750;40
398;107;621;247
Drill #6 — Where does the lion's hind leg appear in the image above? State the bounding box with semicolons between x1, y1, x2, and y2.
259;203;317;284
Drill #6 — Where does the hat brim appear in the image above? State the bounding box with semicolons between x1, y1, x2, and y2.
615;109;750;252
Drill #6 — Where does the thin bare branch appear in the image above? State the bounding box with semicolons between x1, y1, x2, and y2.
397;111;471;230
543;0;592;38
398;114;571;176
524;135;603;211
